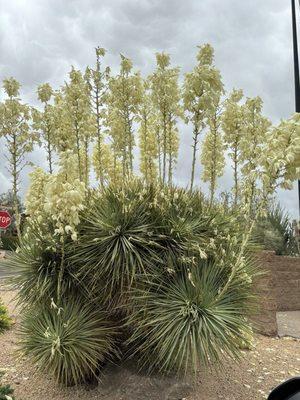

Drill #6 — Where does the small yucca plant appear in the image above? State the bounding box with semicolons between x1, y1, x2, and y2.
0;299;12;333
127;256;257;375
19;301;118;385
7;225;84;306
254;203;299;256
0;384;15;400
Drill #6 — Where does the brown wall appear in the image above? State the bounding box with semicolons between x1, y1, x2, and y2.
253;251;300;336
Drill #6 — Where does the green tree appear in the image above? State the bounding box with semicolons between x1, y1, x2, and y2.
183;44;223;190
33;83;55;174
150;52;181;184
0;78;36;238
222;89;244;206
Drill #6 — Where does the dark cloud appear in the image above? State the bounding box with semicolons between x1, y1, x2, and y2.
0;0;298;216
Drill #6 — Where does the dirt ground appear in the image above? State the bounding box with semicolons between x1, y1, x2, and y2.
1;288;300;400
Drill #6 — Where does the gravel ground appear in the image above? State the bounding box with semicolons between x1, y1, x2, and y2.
1;287;300;400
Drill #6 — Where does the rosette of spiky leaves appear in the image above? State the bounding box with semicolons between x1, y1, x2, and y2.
0;384;15;400
0;299;12;333
153;186;241;265
6;223;84;307
127;255;257;375
253;203;299;256
19;301;118;386
73;182;163;305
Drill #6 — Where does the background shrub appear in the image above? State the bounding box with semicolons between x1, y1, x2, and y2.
0;235;19;251
254;203;299;256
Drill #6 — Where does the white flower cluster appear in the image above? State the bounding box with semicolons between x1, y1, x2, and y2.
25;150;85;241
262;113;300;193
25;168;50;223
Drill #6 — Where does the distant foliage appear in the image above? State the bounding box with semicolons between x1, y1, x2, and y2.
254;203;299;256
0;190;23;240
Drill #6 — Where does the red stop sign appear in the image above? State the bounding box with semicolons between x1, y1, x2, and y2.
0;210;12;229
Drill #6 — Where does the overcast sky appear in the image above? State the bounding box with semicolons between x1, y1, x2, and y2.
0;0;298;217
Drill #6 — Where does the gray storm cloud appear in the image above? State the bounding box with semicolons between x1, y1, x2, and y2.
0;0;298;217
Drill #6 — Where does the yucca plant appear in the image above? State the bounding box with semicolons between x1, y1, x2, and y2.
19;301;118;385
6;224;85;306
153;186;242;265
254;203;299;256
127;255;257;375
0;299;12;333
0;384;15;400
73;182;163;304
13;178;260;384
72;181;246;306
